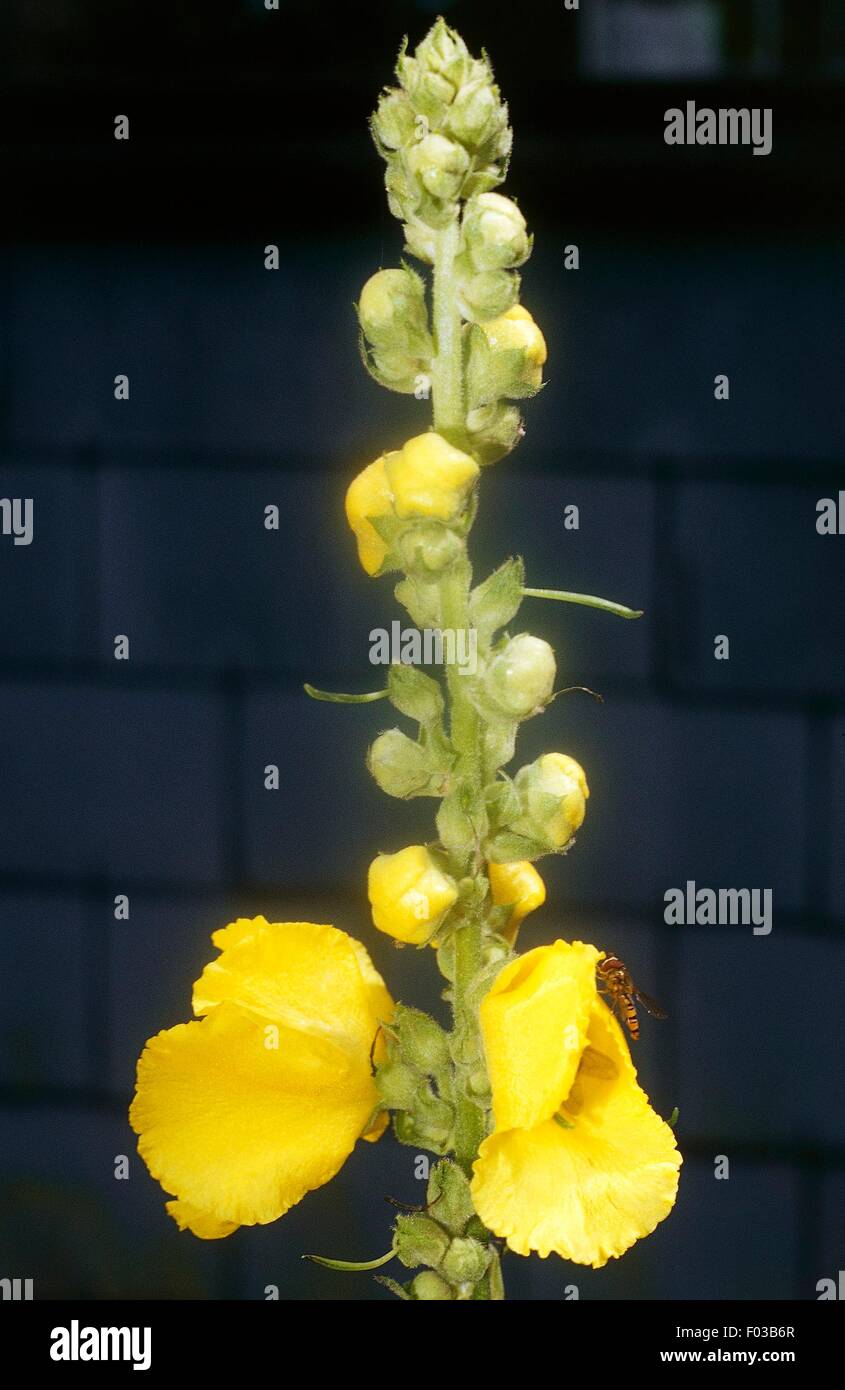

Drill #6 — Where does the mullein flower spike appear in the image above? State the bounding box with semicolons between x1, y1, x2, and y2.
131;17;673;1301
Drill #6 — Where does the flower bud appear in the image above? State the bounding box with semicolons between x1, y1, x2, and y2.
465;401;523;466
398;521;465;576
482;634;556;718
441;1236;492;1285
446;77;502;148
407;133;470;202
458;267;520;323
408;17;471;91
358;266;431;356
392;1003;451;1072
344;455;396;576
368;845;458;944
488;860;546;941
480;304;547;391
513;752;589;850
394;1213;451;1270
463;193;530;272
387;432;479;522
367;731;448;800
411;1271;454;1300
372;90;416;151
426;1159;476;1233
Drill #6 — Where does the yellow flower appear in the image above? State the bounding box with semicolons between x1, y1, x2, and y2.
345;454;396;575
488;860;545;943
130;917;393;1239
368;844;458;945
481;304;547;389
471;940;681;1267
386;432;479;521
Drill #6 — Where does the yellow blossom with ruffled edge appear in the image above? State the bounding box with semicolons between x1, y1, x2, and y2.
368;844;458;945
345;454;397;575
488;860;545;943
386;431;479;520
481;304;547;389
471;940;681;1267
130;917;393;1239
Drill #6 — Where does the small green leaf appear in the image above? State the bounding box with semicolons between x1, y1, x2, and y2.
522;587;643;620
668;1106;680;1128
304;1247;397;1272
304;683;388;705
470;556;525;641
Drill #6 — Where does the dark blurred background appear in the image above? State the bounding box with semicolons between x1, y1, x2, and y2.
0;0;843;1301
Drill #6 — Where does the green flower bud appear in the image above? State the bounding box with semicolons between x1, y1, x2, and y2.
407;133;470;202
458;266;520;323
483;634;556;718
463;193;530;272
358;267;431;356
410;18;471;90
387;664;445;725
398;521;465;576
465;401;523;465
393;1103;453;1153
441;1237;492;1286
372;90;417;151
395;1213;451;1271
375;1058;420;1110
446;77;502;148
393;1004;451;1073
367;728;449;799
411;1271;454;1300
426;1159;476;1234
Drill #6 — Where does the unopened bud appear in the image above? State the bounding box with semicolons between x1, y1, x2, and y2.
463;193;530;272
411;1271;454;1300
358;267;431;357
407;133;470;202
483;634;556;718
465;401;523;466
395;1213;451;1270
367;730;449;800
372;90;417;151
513;752;589;850
368;844;458;943
441;1236;492;1285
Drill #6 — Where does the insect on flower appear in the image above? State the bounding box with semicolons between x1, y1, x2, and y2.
596;954;667;1041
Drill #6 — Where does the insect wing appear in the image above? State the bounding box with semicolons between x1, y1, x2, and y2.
634;987;667;1020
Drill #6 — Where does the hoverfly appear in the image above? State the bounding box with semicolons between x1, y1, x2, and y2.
596;954;667;1041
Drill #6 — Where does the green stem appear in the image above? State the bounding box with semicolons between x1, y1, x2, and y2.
431;218;465;441
431;216;487;1186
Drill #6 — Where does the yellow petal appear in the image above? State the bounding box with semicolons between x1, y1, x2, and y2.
471;1001;682;1266
165;1200;239;1240
192;919;391;1058
131;1001;379;1230
481;940;600;1131
345;456;395;575
488;860;546;936
368;845;458;945
387;432;479;521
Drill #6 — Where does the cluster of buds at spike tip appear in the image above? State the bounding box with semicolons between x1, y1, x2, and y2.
345;432;479;577
371;20;512;248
